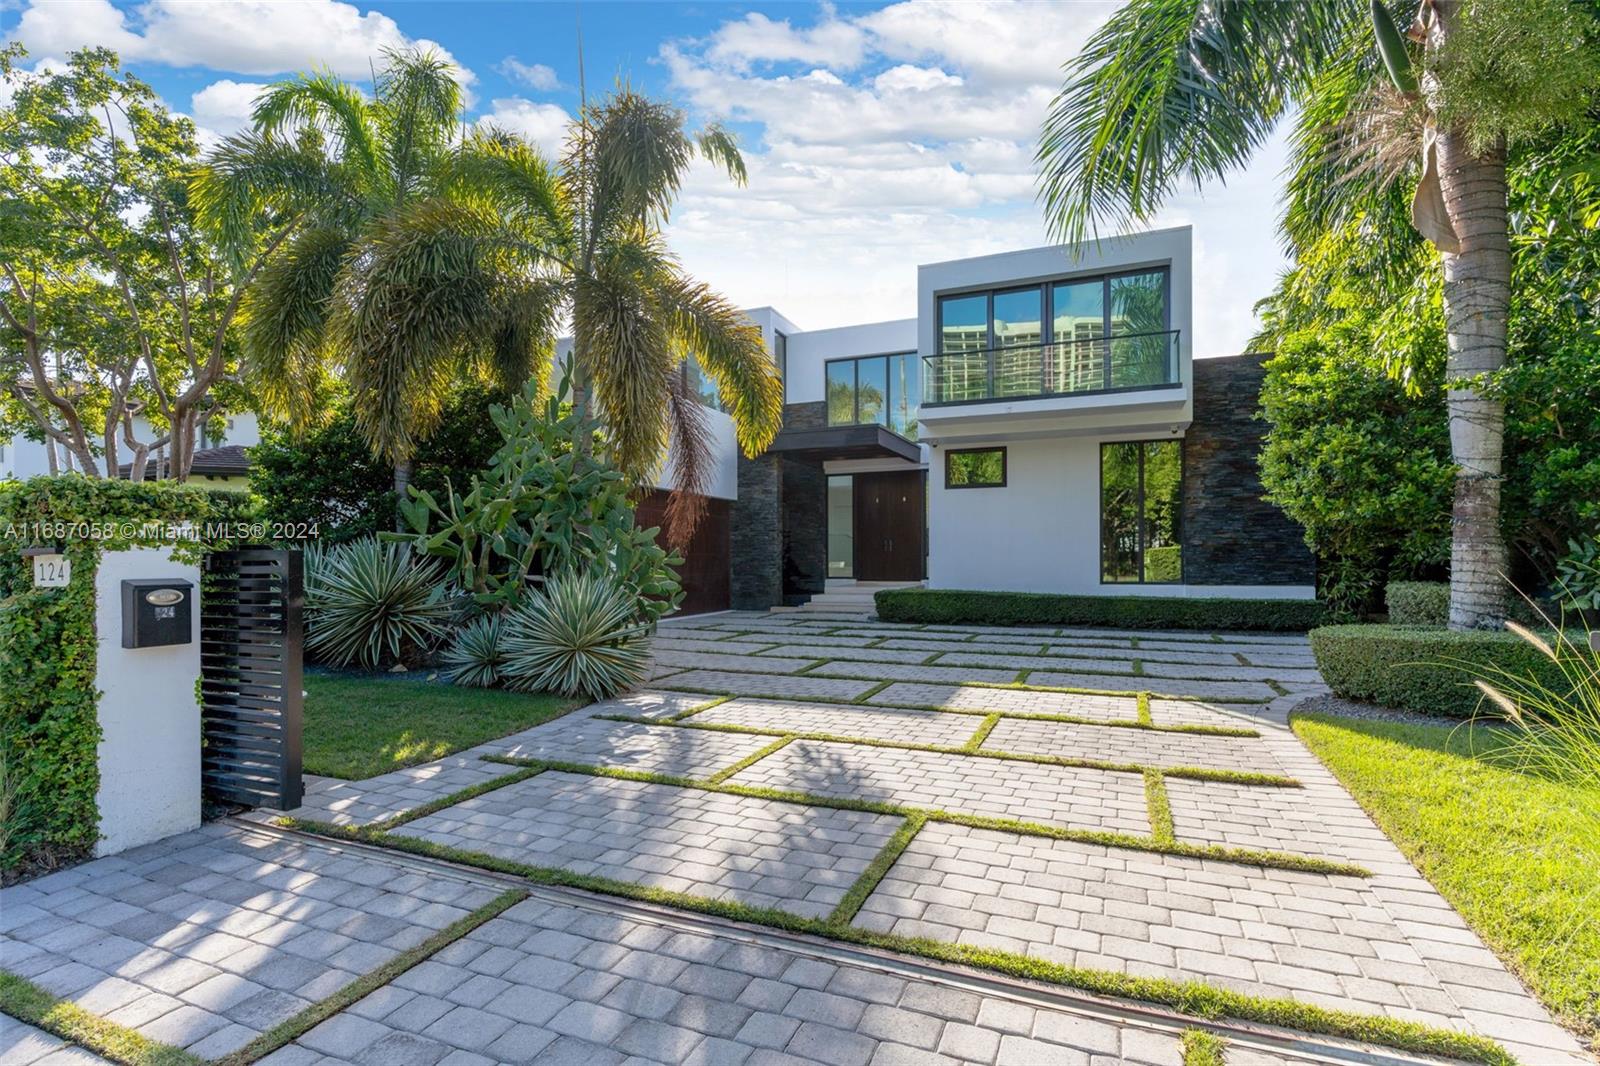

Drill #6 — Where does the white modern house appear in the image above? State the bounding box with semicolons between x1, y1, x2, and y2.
700;225;1316;612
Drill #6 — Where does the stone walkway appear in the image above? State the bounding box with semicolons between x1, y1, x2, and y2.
2;609;1588;1065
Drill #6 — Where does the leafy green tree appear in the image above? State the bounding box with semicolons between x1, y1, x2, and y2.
1037;0;1600;629
192;48;521;496
0;46;276;479
337;89;784;542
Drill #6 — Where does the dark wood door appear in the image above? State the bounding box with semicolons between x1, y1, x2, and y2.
853;471;925;580
634;491;730;614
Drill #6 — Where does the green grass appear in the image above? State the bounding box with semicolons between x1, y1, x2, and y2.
1293;712;1600;1044
0;970;200;1066
1181;1028;1228;1066
302;672;583;779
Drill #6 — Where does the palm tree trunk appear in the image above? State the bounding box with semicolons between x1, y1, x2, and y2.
1435;127;1510;630
393;459;412;530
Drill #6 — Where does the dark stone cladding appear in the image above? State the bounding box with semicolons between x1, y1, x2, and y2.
731;402;830;609
1181;354;1316;587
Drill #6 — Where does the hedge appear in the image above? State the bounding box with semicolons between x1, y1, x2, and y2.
0;476;255;875
1308;624;1573;718
1386;581;1449;626
874;588;1328;631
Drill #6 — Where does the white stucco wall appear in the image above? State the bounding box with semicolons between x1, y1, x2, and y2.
93;547;203;855
925;434;1313;599
785;318;918;406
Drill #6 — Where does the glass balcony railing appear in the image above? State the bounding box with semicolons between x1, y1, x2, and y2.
922;329;1180;406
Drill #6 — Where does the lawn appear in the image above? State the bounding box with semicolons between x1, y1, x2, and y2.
1293;713;1600;1045
302;673;583;780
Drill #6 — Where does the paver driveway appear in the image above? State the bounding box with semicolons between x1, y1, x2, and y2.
2;609;1589;1066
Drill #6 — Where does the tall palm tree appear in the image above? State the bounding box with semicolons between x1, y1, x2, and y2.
192;48;518;495
1036;0;1595;630
334;89;784;543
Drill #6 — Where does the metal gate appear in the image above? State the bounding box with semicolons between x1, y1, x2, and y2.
200;548;304;809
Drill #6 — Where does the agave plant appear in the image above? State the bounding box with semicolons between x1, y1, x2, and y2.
305;537;453;668
442;613;507;688
499;570;651;700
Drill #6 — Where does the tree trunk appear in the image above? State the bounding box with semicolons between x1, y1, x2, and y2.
1435;130;1510;630
393;459;413;530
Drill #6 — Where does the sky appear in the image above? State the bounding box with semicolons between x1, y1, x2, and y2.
3;0;1295;356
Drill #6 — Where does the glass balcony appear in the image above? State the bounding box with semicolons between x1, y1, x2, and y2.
922;329;1180;406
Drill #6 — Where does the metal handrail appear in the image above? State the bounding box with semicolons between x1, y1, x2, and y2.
921;328;1180;405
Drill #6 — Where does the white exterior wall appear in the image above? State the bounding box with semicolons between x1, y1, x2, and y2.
784;318;917;405
92;547;203;855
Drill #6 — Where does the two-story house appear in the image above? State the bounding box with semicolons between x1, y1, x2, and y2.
675;226;1315;613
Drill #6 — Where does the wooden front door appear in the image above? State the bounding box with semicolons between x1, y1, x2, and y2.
853;471;925;580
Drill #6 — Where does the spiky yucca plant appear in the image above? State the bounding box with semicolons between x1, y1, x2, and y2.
499;570;651;700
442;613;506;688
305;537;453;668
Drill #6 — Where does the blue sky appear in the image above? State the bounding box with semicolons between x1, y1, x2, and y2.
4;0;1293;354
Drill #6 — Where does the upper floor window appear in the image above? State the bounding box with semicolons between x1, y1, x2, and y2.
685;353;723;412
931;267;1172;402
773;331;787;402
826;353;920;440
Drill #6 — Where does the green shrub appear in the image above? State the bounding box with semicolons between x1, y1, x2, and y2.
442;613;506;688
0;476;254;873
874;588;1326;631
304;537;454;668
1386;581;1450;625
1309;624;1574;717
388;382;681;620
500;571;651;700
1144;545;1182;584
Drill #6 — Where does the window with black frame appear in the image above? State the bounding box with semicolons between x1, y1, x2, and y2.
1100;440;1182;583
825;353;920;440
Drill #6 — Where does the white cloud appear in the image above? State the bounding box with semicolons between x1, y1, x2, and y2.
704;7;867;71
189;79;268;137
658;0;1288;355
9;0;475;90
498;57;558;91
477;97;571;158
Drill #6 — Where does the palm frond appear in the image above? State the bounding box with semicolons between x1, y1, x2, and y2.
658;273;784;457
587;90;696;235
241;225;351;430
190;131;357;259
572;235;678;478
696;123;748;185
251;71;382;183
661;363;714;548
448;132;572;253
374;46;464;201
1037;0;1363;243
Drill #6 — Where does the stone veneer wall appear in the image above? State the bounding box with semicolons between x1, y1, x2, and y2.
780;403;829;601
731;402;832;610
1181;354;1316;587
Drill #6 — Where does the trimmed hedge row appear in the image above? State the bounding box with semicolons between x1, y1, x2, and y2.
1309;624;1571;717
1385;581;1449;626
873;588;1328;631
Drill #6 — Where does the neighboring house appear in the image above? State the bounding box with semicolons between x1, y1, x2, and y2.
3;412;260;489
680;225;1315;613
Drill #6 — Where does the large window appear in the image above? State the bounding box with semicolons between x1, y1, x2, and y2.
1101;440;1182;583
827;474;853;578
685;353;722;411
774;330;787;401
932;267;1171;403
826;353;920;440
945;447;1006;488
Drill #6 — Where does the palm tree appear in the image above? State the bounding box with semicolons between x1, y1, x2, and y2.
1035;0;1596;630
192;48;513;496
332;88;784;543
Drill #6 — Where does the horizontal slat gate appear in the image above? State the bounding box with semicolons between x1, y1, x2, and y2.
201;549;304;809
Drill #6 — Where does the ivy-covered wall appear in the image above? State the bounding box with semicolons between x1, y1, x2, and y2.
0;476;255;874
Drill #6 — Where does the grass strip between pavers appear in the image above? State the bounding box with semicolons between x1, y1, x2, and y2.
649;681;1263;734
827;812;929;925
1181;1028;1228;1066
1144;770;1176;844
963;713;1002;752
270;816;1507;1066
475;754;1368;877
591;712;1298;788
1137;692;1154;726
369;766;547;832
0;970;201;1066
210;888;528;1066
705;736;794;784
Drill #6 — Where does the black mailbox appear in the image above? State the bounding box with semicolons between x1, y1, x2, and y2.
122;579;195;648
